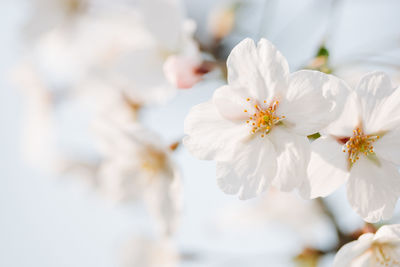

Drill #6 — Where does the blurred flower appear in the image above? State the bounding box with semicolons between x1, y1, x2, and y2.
294;248;321;267
219;187;331;244
184;38;347;199
28;0;205;105
93;122;181;235
333;224;400;266
208;2;238;40
121;236;179;267
11;62;60;172
24;0;90;39
304;72;400;222
163;55;213;89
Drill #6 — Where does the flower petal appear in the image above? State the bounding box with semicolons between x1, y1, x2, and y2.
324;91;361;137
268;127;311;192
355;72;398;133
183;101;248;161
347;157;400;223
333;233;374;267
216;135;277;200
226;38;289;103
373;224;400;244
279;70;345;135
213;85;256;121
144;167;181;236
374;127;400;166
303;136;350;198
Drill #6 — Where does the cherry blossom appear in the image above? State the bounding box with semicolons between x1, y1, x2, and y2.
304;72;400;222
121;236;179;267
93;122;181;235
333;224;400;267
184;38;348;199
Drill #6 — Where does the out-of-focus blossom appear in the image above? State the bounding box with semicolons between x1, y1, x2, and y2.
164;55;213;89
219;187;331;245
208;2;238;40
333;224;400;266
11;62;60;172
304;72;400;222
78;79;140;126
121;236;179;267
28;0;205;105
184;38;347;199
24;0;90;39
93;122;181;235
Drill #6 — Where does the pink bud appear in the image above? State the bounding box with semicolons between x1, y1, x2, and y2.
163;55;212;89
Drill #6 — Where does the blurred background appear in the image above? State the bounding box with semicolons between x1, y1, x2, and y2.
1;0;400;266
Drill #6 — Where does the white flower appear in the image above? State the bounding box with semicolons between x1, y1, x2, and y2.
93;122;181;235
11;62;61;172
218;187;332;245
304;72;400;222
30;0;203;104
23;0;90;39
333;224;400;267
103;0;204;97
121;236;179;267
184;38;347;199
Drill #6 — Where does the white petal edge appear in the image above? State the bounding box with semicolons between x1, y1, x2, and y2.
303;136;350;198
279;70;343;135
333;233;374;267
183;100;248;161
226;38;289;103
347;157;400;223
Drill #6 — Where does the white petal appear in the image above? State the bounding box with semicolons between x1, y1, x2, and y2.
324;91;361;137
183;101;249;161
333;233;374;267
216;135;277;200
374;127;400;166
355;72;398;133
356;71;394;100
373;224;400;244
304;136;349;198
137;0;185;51
279;70;343;135
347;157;400;223
268;127;311;192
213;85;256;121
226;38;289;103
144;167;181;236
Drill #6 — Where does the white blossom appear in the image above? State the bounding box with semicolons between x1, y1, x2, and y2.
23;0;90;39
184;38;347;199
29;0;203;105
11;62;60;172
93;122;181;235
304;72;400;222
333;224;400;267
121;236;179;267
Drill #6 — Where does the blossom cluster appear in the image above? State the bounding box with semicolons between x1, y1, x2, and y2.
11;0;400;266
184;38;400;265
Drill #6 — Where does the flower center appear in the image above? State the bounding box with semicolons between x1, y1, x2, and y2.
342;128;379;164
372;244;400;266
244;99;285;138
141;147;167;176
64;0;87;15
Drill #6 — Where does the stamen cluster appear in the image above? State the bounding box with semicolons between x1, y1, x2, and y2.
141;146;167;176
342;128;379;164
373;244;400;266
244;99;285;138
